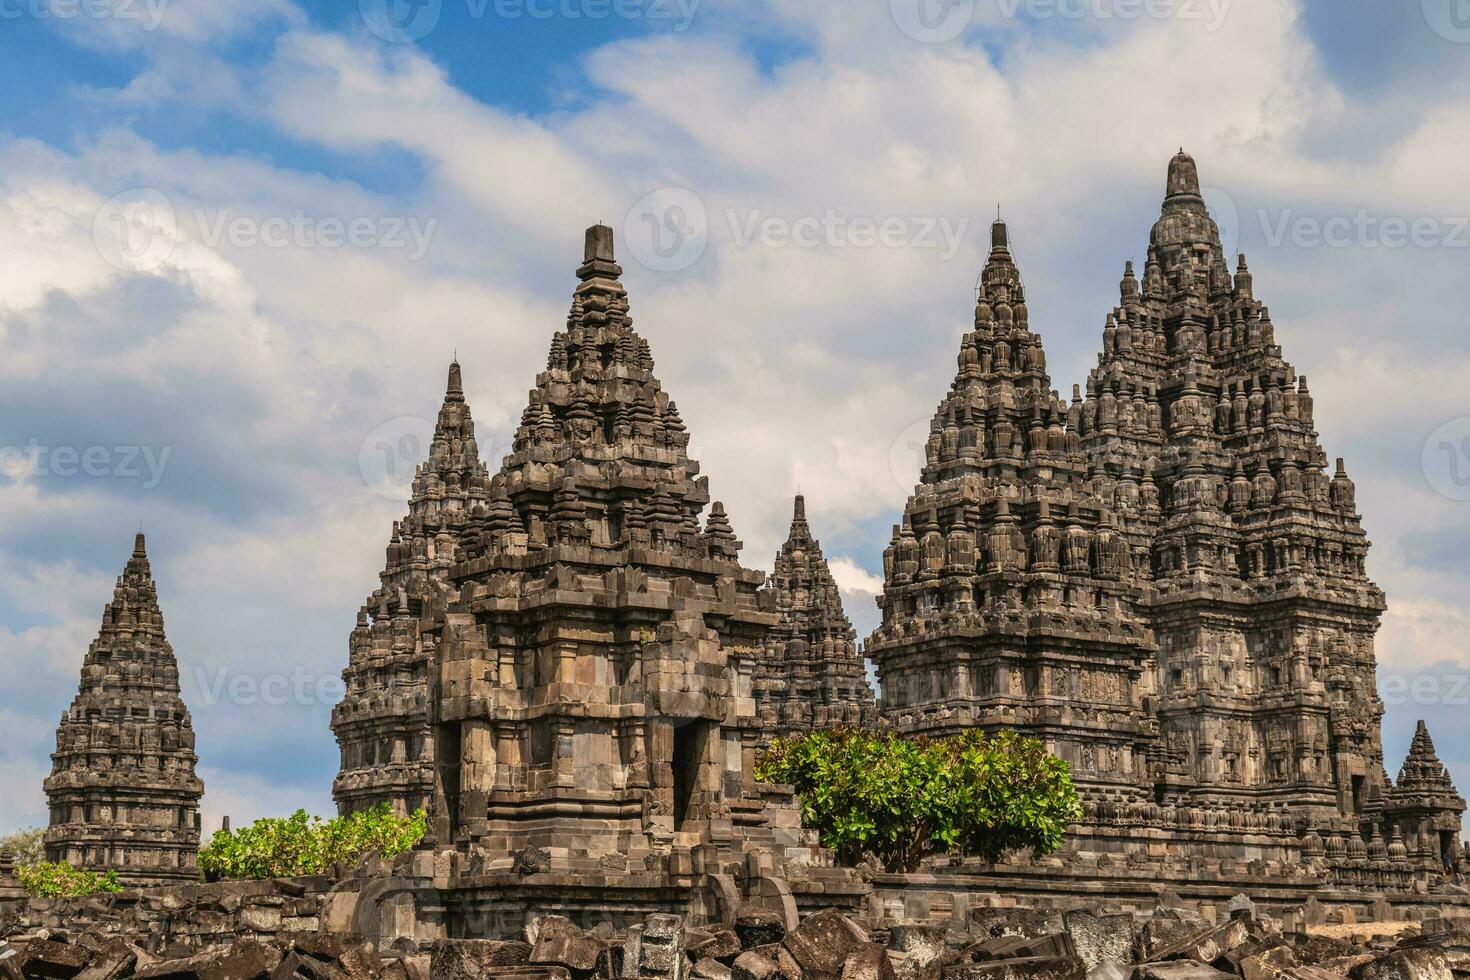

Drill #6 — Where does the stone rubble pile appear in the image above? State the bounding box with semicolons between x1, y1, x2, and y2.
7;902;1468;980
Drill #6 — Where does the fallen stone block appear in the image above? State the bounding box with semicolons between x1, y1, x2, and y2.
971;914;1066;944
970;936;1077;964
688;931;742;965
532;926;606;975
1129;964;1233;980
694;960;733;980
945;955;1085;980
840;945;896;980
736;915;787;952
1349;948;1454;980
1239;945;1298;980
1147;921;1250;965
1140;914;1211;963
133;940;283;980
430;940;534;980
1063;912;1135;979
19;940;91;980
622;915;686;980
527;919;582;948
782;910;870;980
731;951;783;980
72;940;138;980
887;928;952;971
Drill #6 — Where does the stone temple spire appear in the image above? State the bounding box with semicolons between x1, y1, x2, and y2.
1397;721;1459;795
755;494;876;744
332;359;490;817
420;225;779;866
44;534;203;885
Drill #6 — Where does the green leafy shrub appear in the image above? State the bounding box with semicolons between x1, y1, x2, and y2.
198;804;428;880
0;827;46;865
755;727;1082;872
16;861;123;898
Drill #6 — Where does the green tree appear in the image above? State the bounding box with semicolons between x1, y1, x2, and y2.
755;728;1082;872
198;804;428;880
0;828;46;865
16;862;123;898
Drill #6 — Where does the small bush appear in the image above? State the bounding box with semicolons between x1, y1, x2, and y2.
17;861;123;898
0;828;45;865
198;804;428;880
755;727;1082;872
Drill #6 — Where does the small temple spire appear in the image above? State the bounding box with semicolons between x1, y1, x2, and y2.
133;531;147;558
446;359;464;401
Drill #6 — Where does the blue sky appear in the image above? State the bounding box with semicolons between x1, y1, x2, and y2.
1;0;1469;832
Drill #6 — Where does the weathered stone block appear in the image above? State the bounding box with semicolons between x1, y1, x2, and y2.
430;940;533;980
1348;948;1454;980
781;910;869;980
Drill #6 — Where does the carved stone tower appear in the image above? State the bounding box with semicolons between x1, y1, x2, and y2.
44;534;204;885
867;152;1463;887
333;362;491;817
754;495;876;744
867;216;1159;801
425;225;783;871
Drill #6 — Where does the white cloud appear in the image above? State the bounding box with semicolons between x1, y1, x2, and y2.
4;0;1470;809
828;556;885;598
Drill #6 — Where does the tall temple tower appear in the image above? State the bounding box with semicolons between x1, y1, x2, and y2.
867;152;1463;884
423;224;784;868
1076;149;1386;816
753;495;876;744
866;216;1159;801
332;362;490;817
44;534;204;885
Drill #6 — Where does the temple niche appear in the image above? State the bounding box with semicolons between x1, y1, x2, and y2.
44;534;204;886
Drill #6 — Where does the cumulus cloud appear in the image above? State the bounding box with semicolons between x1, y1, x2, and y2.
0;0;1467;829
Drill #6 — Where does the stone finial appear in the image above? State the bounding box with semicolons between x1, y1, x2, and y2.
585;223;615;264
447;360;464;401
1166;148;1203;203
